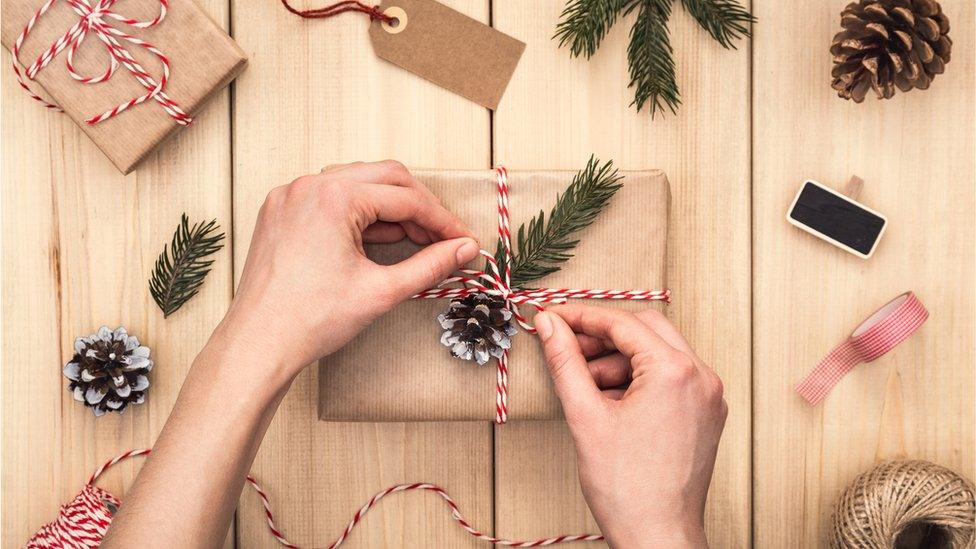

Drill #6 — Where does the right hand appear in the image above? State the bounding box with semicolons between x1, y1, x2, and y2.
534;305;727;549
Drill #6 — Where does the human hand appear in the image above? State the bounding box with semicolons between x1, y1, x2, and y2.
534;305;727;549
217;160;479;383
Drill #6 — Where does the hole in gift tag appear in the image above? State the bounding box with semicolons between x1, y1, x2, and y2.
382;7;407;33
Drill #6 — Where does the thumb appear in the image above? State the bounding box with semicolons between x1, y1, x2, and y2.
535;311;604;426
384;237;480;300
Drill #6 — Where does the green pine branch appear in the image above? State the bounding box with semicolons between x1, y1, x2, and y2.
679;0;754;49
627;0;680;116
554;0;629;58
149;214;225;318
495;156;623;288
554;0;753;117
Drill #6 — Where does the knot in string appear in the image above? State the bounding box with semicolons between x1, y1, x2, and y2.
12;0;192;126
413;167;671;423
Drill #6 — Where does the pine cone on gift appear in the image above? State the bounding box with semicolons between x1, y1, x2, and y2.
63;326;152;417
831;0;952;102
437;293;517;365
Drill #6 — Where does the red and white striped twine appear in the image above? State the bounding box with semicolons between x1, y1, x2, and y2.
27;449;605;547
12;0;192;125
413;167;671;423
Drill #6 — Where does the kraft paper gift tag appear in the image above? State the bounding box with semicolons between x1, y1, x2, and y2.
2;0;247;174
369;0;524;110
319;169;670;422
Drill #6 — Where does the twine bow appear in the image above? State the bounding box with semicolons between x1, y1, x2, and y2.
12;0;192;125
413;167;671;424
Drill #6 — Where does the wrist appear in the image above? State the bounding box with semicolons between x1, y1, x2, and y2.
200;313;301;394
605;520;707;549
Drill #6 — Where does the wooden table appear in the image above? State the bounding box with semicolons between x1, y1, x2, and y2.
3;1;973;546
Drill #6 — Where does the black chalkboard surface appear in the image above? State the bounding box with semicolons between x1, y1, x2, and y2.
787;180;887;258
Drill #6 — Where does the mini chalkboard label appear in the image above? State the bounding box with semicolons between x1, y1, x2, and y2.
787;179;887;259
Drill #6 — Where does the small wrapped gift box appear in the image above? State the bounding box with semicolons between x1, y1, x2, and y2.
319;168;670;422
1;0;247;174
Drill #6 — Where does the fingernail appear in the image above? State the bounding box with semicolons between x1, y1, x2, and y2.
535;312;553;340
456;239;479;264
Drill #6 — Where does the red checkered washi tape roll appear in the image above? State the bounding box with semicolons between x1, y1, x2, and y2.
795;292;928;406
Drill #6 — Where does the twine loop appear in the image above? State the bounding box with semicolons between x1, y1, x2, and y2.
413;167;671;423
280;0;396;24
28;448;606;548
12;0;192;125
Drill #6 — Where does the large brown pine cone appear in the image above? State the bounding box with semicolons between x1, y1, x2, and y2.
831;0;951;102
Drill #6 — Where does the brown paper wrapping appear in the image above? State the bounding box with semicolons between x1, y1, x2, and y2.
320;169;670;422
1;0;247;173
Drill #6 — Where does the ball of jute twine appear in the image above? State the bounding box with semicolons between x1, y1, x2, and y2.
830;460;976;549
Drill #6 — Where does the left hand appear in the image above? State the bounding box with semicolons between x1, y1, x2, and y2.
216;160;480;382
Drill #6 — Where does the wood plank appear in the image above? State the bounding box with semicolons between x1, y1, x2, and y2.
230;1;494;546
492;1;752;546
0;0;234;543
1;49;65;544
751;0;975;546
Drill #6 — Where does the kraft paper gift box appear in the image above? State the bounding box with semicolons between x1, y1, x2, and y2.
319;168;670;422
2;0;247;174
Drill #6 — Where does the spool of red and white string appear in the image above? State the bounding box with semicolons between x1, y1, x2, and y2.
413;167;670;423
12;0;192;126
27;449;604;547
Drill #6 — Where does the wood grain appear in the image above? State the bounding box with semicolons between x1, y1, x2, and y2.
230;1;493;547
0;0;234;543
4;0;975;546
751;0;975;546
491;1;752;546
1;48;65;543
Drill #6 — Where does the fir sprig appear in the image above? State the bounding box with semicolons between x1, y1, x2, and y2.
679;0;753;48
627;0;679;114
496;156;623;288
555;0;754;117
554;0;627;58
149;214;225;318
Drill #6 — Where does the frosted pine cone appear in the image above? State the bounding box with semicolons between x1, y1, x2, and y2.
63;326;152;417
437;293;517;365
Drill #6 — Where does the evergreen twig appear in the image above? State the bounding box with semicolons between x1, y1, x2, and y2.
495;156;623;288
627;0;680;115
679;0;754;49
149;214;225;318
554;0;753;117
553;0;629;58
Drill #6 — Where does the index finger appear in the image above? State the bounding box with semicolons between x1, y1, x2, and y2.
327;160;442;203
354;184;473;241
546;304;678;366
